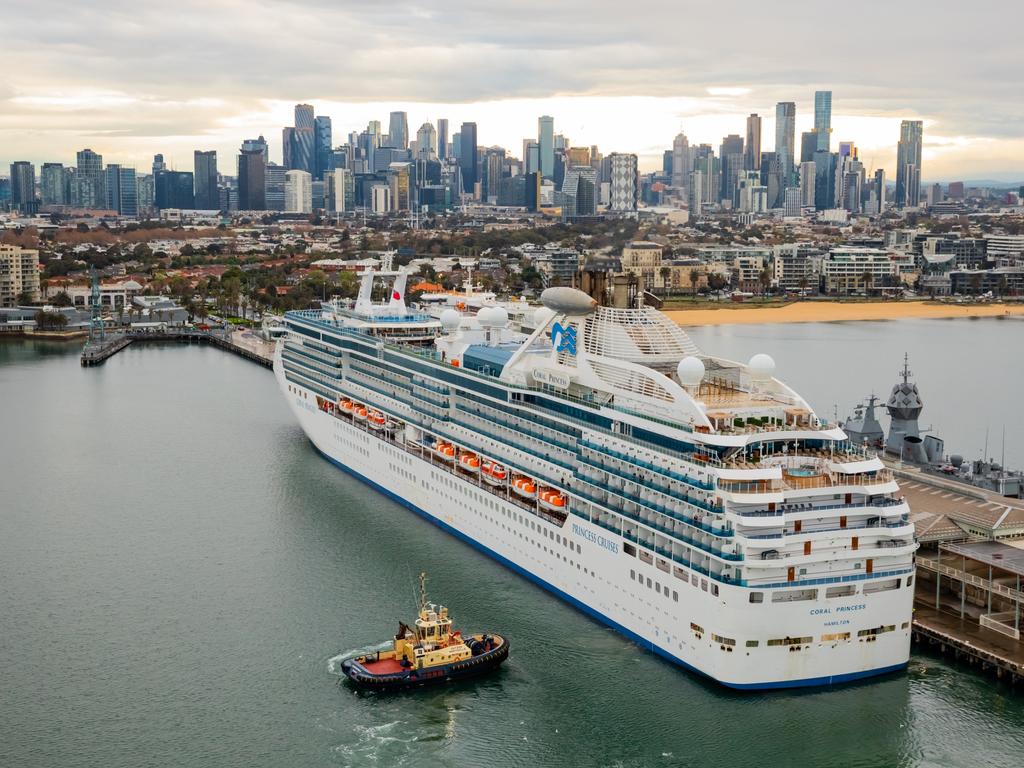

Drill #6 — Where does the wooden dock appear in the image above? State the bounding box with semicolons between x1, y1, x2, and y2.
80;329;274;368
912;606;1024;685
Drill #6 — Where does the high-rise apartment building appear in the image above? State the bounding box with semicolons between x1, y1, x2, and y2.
608;153;638;213
800;131;818;163
524;141;540;175
719;134;744;204
75;149;105;209
895;120;923;208
0;245;41;307
538;116;554;179
388;112;408;150
437;119;449;161
800;161;817;208
744;114;762;172
193;150;219;210
155;171;194;210
774;102;796;189
9;162;36;212
264;165;287;211
40;163;66;207
289;104;315;176
314;116;332;180
458;122;478;194
284;170;312;213
416;123;437;159
671;132;690;188
814;91;832;152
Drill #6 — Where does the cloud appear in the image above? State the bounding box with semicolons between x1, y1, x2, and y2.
1;0;1022;179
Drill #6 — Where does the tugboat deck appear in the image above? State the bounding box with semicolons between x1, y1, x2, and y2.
361;657;405;675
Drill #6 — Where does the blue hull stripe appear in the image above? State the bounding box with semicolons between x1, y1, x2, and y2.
311;442;908;691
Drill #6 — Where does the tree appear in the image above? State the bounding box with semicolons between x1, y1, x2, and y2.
758;267;773;297
861;270;874;296
659;266;672;297
34;309;68;331
52;291;73;307
16;290;35;306
689;267;701;298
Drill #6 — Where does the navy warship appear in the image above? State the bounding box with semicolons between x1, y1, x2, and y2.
843;356;1023;498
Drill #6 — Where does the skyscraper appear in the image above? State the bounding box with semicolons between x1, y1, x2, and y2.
895;120;923;208
719;134;745;204
75;149;105;209
774;102;796;189
389;112;409;150
155;171;194;210
292;104;315;175
238;143;267;211
437;119;449;161
458;122;478;194
671;132;690;188
524;141;540;175
538;116;554;179
416;122;437;159
40;163;66;207
744;114;762;172
9;162;36;212
814;91;832;153
105;165;138;216
193;150;219;210
800;131;818;163
314;116;332;180
284;170;313;213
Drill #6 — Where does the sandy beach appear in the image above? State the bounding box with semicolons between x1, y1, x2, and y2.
664;301;1024;327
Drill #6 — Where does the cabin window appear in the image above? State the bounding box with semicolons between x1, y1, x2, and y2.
673;591;679;602
864;578;900;594
646;577;652;588
701;579;708;592
624;543;637;557
630;569;635;581
749;592;764;603
821;632;851;642
857;625;895;638
745;640;759;648
690;623;704;634
767;636;811;647
826;585;856;598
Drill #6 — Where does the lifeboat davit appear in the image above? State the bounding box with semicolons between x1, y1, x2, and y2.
433;441;456;461
512;476;537;499
354;405;368;421
339;398;354;416
539;488;567;512
367;410;386;430
481;461;507;486
459;452;481;473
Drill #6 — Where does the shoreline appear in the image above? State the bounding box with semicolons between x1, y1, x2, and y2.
664;301;1024;327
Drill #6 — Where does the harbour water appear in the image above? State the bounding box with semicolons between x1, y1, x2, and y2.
2;321;1023;768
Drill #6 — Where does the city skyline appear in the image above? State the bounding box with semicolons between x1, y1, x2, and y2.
0;0;1020;181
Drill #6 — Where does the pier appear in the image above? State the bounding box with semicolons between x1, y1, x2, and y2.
81;328;275;368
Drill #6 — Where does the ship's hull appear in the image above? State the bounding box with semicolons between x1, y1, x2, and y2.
276;352;913;689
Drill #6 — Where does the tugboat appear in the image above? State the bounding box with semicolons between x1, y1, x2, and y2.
339;574;509;690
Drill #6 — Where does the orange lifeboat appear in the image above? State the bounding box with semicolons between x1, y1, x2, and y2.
481;461;508;486
354;405;368;421
459;452;481;473
339;398;354;416
539;488;567;512
367;409;386;430
433;441;456;461
512;476;537;499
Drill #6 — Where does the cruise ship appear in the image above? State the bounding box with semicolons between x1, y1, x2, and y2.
274;269;917;689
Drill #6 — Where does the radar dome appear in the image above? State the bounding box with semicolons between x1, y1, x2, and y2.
477;307;506;328
747;353;776;381
490;307;509;327
676;356;705;387
950;454;964;468
440;309;461;332
540;287;598;317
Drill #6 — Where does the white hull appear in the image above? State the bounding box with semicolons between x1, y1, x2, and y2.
276;352;914;689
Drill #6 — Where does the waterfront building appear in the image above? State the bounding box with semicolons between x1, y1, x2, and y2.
821;247;898;294
744;115;761;172
9;162;36;213
75;149;105;209
0;244;41;307
773;243;819;291
620;240;665;292
895;120;923;208
983;234;1024;258
193;150;219;210
284;170;313;213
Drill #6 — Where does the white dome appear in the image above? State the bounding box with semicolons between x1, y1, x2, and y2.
747;353;776;381
476;307;500;328
533;307;556;329
440;309;461;332
490;307;509;327
676;356;706;387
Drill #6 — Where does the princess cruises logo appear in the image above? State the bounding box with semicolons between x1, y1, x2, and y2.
551;322;577;356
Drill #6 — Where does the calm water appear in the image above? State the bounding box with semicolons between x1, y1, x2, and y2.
2;322;1023;768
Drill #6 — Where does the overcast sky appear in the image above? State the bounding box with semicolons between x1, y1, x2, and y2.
2;0;1022;181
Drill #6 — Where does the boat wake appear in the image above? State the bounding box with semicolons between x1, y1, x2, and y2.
327;642;392;677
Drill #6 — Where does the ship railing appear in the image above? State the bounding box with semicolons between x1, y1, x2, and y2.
728;497;907;520
578;438;716;491
447;417;577;473
737;516;913;540
281;351;344;380
460;407;577;453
